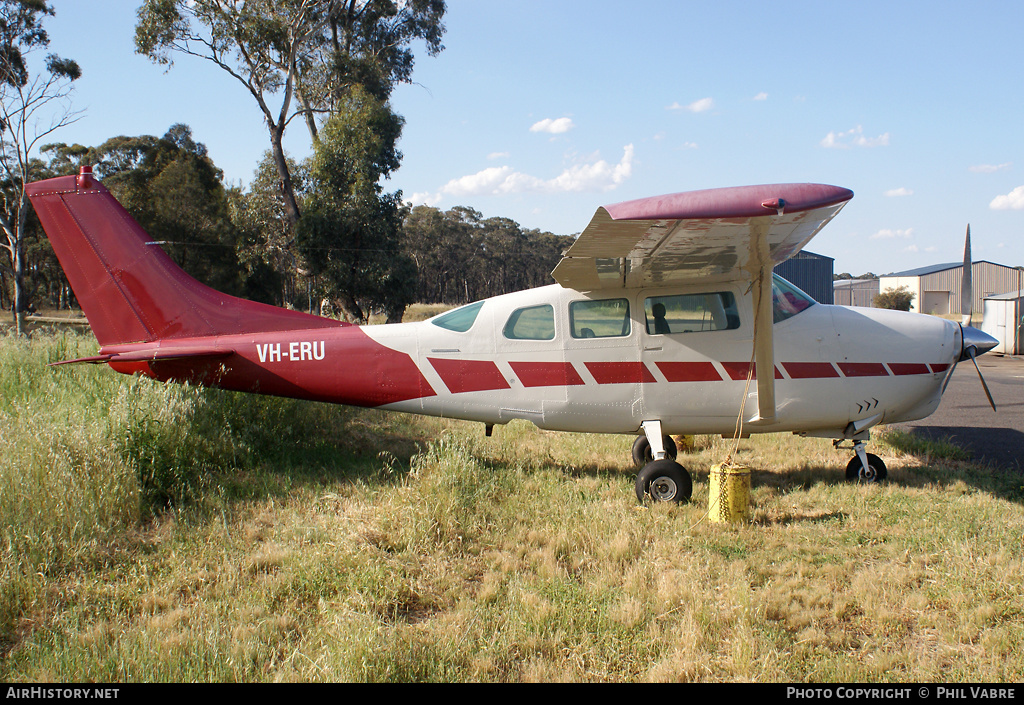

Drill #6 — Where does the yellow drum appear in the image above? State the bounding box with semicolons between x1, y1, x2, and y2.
709;463;751;523
673;434;696;452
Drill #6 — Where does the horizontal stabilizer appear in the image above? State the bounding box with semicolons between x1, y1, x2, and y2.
49;354;115;366
49;347;233;367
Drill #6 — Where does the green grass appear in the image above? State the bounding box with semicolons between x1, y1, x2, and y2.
2;331;1024;682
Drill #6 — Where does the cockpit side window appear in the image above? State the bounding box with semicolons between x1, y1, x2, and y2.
570;298;630;338
431;301;484;332
772;274;816;323
504;304;555;340
644;292;740;334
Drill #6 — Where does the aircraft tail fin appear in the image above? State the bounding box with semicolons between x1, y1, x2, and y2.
27;166;340;347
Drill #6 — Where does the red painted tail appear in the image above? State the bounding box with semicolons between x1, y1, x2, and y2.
27;166;340;346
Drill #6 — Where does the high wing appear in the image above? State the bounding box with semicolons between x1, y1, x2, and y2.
551;183;854;424
551;183;854;291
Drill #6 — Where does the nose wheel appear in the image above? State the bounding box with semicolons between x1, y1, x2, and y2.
845;441;887;483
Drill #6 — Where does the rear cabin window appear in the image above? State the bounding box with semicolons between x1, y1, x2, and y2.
570;298;630;338
504;304;555;340
645;292;740;335
431;301;484;332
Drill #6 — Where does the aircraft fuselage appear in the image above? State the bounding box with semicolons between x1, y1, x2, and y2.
106;280;958;441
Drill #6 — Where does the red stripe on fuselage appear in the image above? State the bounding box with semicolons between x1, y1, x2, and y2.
781;362;840;379
429;358;511;394
585;361;657;384
656;361;723;382
888;363;930;376
721;362;783;380
509;361;585;387
837;362;889;377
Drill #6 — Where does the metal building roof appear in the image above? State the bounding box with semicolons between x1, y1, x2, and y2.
885;260;1014;278
885;262;960;278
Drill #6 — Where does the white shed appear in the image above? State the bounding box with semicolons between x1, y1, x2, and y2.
981;291;1024;355
833;278;879;307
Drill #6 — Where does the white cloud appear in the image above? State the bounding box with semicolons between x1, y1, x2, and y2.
970;162;1011;173
753;92;768;101
408;191;444;207
870;228;914;240
529;117;574;134
667;97;714;113
545;145;634;192
409;145;636;205
990;185;1024;210
439;166;516;198
487;151;510;160
885;187;913;197
820;125;890;149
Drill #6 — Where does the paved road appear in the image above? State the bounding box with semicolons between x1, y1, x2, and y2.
894;353;1024;471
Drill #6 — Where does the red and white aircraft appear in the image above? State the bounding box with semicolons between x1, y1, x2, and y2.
27;168;997;503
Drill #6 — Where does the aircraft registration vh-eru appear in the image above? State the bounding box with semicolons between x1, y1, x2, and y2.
26;167;999;504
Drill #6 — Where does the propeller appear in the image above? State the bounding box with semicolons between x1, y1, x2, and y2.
941;225;997;410
961;225;973;327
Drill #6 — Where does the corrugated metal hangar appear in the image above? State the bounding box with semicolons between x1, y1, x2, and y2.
776;251;834;304
879;261;1024;317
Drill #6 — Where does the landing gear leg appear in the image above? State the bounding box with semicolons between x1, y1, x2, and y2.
846;441;887;483
634;420;693;503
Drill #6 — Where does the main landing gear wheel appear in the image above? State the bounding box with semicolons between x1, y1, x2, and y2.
635;459;693;504
846;453;887;483
631;434;678;466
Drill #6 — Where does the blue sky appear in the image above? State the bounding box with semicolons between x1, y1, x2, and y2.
45;1;1024;277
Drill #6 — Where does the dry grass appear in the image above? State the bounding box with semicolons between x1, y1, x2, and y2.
2;331;1023;682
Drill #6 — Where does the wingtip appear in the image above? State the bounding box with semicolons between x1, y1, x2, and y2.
604;183;854;221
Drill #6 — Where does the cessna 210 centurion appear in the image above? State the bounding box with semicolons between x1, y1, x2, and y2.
27;168;998;503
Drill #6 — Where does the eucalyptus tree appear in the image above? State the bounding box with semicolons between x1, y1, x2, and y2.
44;125;248;298
0;0;80;334
135;0;445;234
297;85;413;323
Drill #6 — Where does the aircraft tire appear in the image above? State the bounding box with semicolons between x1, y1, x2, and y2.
845;453;887;483
635;459;692;503
631;434;678;467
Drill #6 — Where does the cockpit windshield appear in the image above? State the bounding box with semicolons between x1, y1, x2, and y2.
772;274;816;323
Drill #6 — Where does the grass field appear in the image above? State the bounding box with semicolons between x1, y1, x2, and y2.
1;330;1023;682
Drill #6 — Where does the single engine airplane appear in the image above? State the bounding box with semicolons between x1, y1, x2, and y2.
26;167;998;503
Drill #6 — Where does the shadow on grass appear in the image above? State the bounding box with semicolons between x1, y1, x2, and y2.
152;383;1024;522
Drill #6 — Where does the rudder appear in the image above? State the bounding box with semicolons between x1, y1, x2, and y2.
27;166;339;346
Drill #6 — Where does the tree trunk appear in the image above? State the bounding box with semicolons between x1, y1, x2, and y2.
385;303;407;324
12;241;24;336
268;125;302;235
334;291;365;324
